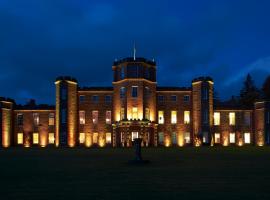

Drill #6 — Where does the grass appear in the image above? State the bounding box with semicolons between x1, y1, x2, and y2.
0;147;270;200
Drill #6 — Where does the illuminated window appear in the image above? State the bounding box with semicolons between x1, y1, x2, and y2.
93;133;98;144
49;113;54;126
229;112;235;125
92;111;98;124
158;132;164;144
120;107;125;120
214;133;221;143
171;95;177;102
120;87;126;98
92;95;99;103
244;133;250;144
244;112;250;126
184;111;190;124
106;133;111;144
184;132;190;144
172;132;177;144
17;114;23;126
229;133;235;143
17;133;23;144
158;95;164;102
145;108;150;120
33;113;39;126
132;132;139;141
131;86;138;98
106;111;111;124
79;95;85;103
132;107;138;119
203;132;209;143
79;111;85;125
33;133;39;144
171;111;177;124
105;95;112;104
79;133;85;144
48;133;55;144
158;111;164;124
183;95;190;102
214;112;220;125
203;111;208;124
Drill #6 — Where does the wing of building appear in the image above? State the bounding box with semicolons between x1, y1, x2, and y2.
1;57;270;147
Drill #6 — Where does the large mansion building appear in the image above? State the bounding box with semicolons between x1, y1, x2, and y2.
1;57;270;148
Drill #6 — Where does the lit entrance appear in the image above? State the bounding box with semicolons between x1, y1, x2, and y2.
132;132;139;141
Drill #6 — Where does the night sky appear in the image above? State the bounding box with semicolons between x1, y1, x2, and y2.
1;0;270;104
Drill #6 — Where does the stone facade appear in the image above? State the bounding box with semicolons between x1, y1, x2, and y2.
0;57;269;148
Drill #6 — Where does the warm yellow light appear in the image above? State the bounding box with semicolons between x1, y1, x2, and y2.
17;133;23;145
214;112;220;125
85;133;92;147
33;133;39;144
184;111;190;124
158;111;164;124
194;137;202;147
177;133;184;147
99;136;106;147
171;111;177;124
79;133;86;144
229;112;235;125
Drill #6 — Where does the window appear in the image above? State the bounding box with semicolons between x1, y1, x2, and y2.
203;88;208;100
203;132;209;143
106;111;111;124
172;132;177;144
61;109;66;123
229;112;235;125
17;133;23;144
17;114;23;126
48;133;55;144
49;113;54;126
92;111;98;124
105;95;112;104
214;133;221;143
33;113;39;126
92;95;99;103
79;111;85;125
183;95;190;102
158;111;164;124
61;88;67;100
214;112;220;125
171;111;177;124
244;112;251;126
145;108;150;120
171;95;177;102
203;110;208;124
158;132;164;144
184;111;190;124
79;133;85;144
184;132;190;144
120;107;125;120
244;133;250;144
33;133;39;144
132;132;139;141
120;87;126;98
158;95;164;102
229;133;235;143
106;133;111;144
132;107;138;119
131;86;138;98
79;95;85;103
93;133;98;144
145;87;150;98
120;66;125;79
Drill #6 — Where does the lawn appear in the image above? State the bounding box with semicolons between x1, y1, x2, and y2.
0;147;270;200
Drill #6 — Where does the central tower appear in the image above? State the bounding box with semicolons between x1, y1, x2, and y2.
112;57;157;147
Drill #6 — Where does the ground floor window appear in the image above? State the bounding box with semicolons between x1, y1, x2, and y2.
214;133;221;143
33;133;39;144
17;133;23;144
244;133;251;144
48;133;55;144
106;133;111;144
203;132;209;143
184;132;190;144
79;133;85;144
93;133;98;144
172;132;177;144
132;132;139;141
158;132;164;144
229;133;235;143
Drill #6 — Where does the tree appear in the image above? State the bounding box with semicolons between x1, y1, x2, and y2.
239;74;261;107
262;75;270;100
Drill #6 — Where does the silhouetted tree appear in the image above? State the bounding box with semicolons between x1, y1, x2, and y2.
239;74;261;107
262;75;270;100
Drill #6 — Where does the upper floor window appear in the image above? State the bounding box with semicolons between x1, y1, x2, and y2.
17;114;23;126
158;95;164;102
171;111;177;124
183;95;190;103
33;113;39;126
92;95;99;103
79;111;85;125
229;112;235;125
120;66;125;79
132;107;138;119
49;113;55;126
106;111;111;124
145;108;150;120
131;86;138;98
214;112;220;125
105;95;112;104
79;95;85;103
171;95;177;102
244;112;251;126
120;87;126;99
92;111;98;124
184;111;190;124
158;111;164;124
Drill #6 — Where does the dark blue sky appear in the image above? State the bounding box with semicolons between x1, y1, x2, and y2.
1;0;270;104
